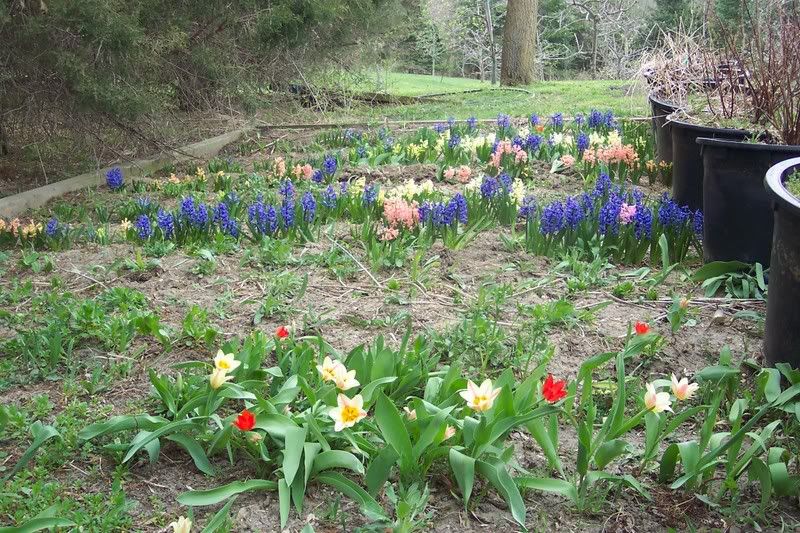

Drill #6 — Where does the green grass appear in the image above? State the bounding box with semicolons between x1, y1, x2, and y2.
318;72;648;122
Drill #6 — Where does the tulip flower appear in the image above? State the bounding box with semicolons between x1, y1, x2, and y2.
332;365;360;391
443;425;456;440
329;393;367;431
317;356;345;383
670;374;699;401
213;350;241;373
459;379;501;412
542;374;568;403
170;516;192;533
234;409;256;431
209;368;232;389
634;321;650;335
404;407;417;421
276;325;290;339
644;383;672;413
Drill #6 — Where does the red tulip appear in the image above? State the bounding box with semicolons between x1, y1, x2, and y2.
542;374;567;403
276;326;290;339
234;409;256;431
634;321;650;335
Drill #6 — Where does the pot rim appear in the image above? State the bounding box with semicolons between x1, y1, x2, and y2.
696;137;800;152
765;157;800;215
669;117;751;136
648;93;682;112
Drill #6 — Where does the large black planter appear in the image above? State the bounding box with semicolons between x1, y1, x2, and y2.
764;158;800;368
698;139;800;266
671;120;751;211
649;95;679;167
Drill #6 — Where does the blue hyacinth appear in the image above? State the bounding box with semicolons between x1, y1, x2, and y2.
433;123;447;134
634;206;653;240
498;172;512;191
45;217;59;237
540;201;565;235
452;193;468;225
248;198;269;235
418;201;432;224
266;205;278;234
592;173;613;199
467;116;478;130
157;210;175;239
340;181;349;195
598;193;624;235
658;193;690;229
301;191;316;222
279;180;295;200
323;155;337;176
692;209;704;236
604;110;616;128
357;146;367;159
362;183;378;206
550;113;564;129
135;215;152;240
384;137;395;151
322;185;338;209
447;117;456;127
577;132;590;154
281;199;294;229
574;113;585;127
497;114;511;129
588;109;604;129
529;114;540;126
448;135;461;148
564;197;584;230
214;202;238;237
518;196;537;220
480;176;500;199
526;134;542;152
180;196;195;220
106;167;124;190
312;169;324;184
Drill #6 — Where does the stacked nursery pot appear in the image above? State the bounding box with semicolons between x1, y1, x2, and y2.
697;139;800;266
763;158;800;368
648;94;680;184
670;120;750;211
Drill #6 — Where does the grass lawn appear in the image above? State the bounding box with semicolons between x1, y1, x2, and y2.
339;72;649;121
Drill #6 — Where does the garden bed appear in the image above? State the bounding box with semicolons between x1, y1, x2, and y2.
0;114;796;532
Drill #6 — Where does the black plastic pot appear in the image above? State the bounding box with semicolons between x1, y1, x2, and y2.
649;94;679;169
763;158;800;368
698;139;800;266
671;120;751;211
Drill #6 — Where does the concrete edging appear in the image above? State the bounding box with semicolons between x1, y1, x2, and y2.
0;126;251;219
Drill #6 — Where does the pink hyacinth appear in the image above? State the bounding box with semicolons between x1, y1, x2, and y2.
443;167;456;180
560;154;575;167
378;226;400;241
457;165;471;183
275;157;287;177
383;198;420;229
515;149;528;164
618;203;637;224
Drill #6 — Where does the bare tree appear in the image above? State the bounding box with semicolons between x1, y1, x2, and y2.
501;0;539;85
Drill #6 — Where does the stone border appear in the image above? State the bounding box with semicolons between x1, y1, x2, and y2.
0;126;251;219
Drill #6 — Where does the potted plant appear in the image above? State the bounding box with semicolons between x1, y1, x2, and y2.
698;4;800;265
763;158;800;368
649;94;679;171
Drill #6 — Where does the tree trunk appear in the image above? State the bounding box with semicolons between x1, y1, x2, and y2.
500;0;539;86
484;0;498;85
0;114;8;156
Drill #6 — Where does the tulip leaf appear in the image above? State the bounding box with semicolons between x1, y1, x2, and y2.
166;433;215;476
254;413;299;440
365;446;399;496
311;450;364;477
4;422;61;481
448;448;475;508
0;517;76;533
526;419;563;474
515;476;577;504
282;426;307;487
476;459;526;527
360;377;398;404
200;496;237;533
278;478;291;530
122;419;200;463
374;393;413;471
303;442;322;485
748;457;772;510
413;406;452;460
178;479;277;506
78;415;168;441
594;438;629;469
315;472;386;518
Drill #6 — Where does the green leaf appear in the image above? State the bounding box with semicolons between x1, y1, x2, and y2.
0;517;76;533
526;419;563;474
316;472;385;518
200;496;237;533
310;450;364;476
278;478;290;530
178;479;277;506
254;413;299;440
691;261;751;282
449;448;475;508
360;377;398;404
4;422;61;480
166;433;215;476
476;459;526;527
374;393;413;471
594;439;629;469
769;462;799;496
122;419;200;463
515;476;577;504
78;415;167;441
749;457;772;509
365;446;399;496
282;426;307;487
